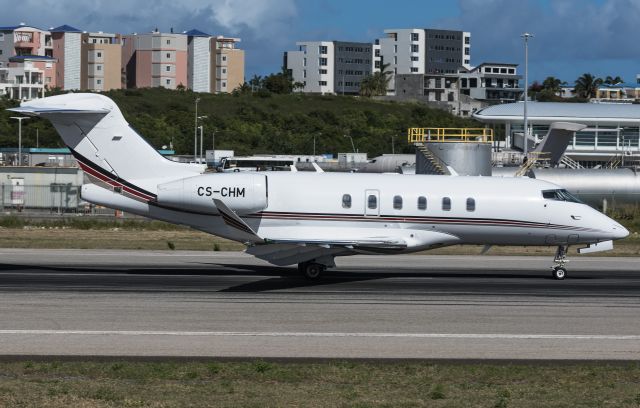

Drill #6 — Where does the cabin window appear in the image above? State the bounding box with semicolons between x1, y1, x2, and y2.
466;197;475;212
442;197;451;211
417;196;427;210
342;194;352;209
367;194;377;209
393;195;403;210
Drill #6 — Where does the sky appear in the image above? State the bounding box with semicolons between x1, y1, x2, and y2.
3;0;640;84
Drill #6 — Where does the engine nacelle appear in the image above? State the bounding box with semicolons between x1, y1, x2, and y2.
157;173;267;215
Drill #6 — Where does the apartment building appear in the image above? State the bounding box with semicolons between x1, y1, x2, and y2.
122;31;188;89
81;32;122;91
211;36;244;93
0;23;53;66
284;40;372;95
375;28;470;93
458;63;522;102
0;55;56;100
51;25;82;90
186;29;211;92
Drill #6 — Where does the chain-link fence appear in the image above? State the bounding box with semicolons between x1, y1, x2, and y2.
0;183;114;215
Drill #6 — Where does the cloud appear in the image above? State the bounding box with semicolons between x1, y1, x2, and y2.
438;0;640;80
2;0;299;76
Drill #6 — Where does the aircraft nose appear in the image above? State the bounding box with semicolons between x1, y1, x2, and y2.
612;223;629;240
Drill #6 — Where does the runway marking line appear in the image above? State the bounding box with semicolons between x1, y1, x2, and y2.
0;330;639;340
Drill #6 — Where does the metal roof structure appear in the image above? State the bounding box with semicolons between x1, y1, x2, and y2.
50;24;81;33
473;102;640;126
184;29;210;37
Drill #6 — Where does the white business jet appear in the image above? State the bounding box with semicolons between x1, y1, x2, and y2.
9;94;629;280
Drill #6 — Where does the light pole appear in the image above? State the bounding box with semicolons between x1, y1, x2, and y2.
198;125;204;164
391;134;395;154
10;116;29;166
521;32;533;158
197;115;207;164
194;97;200;162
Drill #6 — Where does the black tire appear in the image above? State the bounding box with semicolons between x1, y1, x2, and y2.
552;267;567;280
299;262;324;280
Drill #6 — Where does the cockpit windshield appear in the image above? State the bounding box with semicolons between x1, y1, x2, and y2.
542;189;583;203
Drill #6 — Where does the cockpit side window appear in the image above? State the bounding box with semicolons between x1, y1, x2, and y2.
542;189;583;203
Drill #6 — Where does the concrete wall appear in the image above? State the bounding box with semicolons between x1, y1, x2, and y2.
333;41;372;95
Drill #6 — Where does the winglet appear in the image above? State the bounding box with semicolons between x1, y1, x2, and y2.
213;198;263;242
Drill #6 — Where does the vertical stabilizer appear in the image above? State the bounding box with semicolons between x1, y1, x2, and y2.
9;93;203;200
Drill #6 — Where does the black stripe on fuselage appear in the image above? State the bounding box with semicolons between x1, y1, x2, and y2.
69;148;157;199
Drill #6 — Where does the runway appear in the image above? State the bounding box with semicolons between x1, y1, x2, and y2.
0;248;639;360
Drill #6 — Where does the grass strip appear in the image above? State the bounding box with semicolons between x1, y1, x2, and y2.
0;360;639;407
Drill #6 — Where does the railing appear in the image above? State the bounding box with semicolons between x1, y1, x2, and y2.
408;127;494;144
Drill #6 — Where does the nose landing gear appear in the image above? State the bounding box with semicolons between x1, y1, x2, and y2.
551;245;569;280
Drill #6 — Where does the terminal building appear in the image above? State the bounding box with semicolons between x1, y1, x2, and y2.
473;102;640;167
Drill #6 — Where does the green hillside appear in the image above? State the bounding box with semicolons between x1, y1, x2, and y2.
0;89;478;156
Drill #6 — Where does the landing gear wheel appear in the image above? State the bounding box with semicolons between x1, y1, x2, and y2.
552;267;567;280
298;262;325;280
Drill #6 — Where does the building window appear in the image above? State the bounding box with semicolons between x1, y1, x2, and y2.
97;65;102;71
97;79;102;85
508;68;515;74
319;45;327;54
319;57;327;66
411;33;419;41
411;44;419;53
165;66;170;72
0;50;3;55
166;52;171;58
0;33;4;41
410;67;418;73
501;68;507;73
375;49;380;57
393;195;403;210
303;57;307;66
368;194;377;209
319;69;327;74
166;39;170;45
222;56;227;61
96;52;102;58
222;68;226;74
342;194;352;208
411;56;419;61
417;196;427;210
466;197;475;212
166;79;170;85
465;36;470;45
222;81;226;87
464;59;470;65
319;81;327;86
442;197;451;211
303;69;306;78
374;60;380;68
393;44;397;53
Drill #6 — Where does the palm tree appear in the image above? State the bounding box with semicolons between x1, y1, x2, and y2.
249;75;263;92
604;75;624;85
360;63;393;97
541;76;563;94
574;73;603;99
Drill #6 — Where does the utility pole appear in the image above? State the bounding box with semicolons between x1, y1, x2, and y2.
194;97;200;162
198;125;204;164
10;116;29;166
36;128;39;148
521;33;533;159
391;134;395;154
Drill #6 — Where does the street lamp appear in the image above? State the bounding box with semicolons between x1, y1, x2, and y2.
521;32;533;158
197;115;207;164
10;116;30;166
194;97;200;162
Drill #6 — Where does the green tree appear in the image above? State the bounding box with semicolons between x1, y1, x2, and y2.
541;76;563;94
262;68;296;94
574;73;603;99
360;63;392;97
604;75;623;85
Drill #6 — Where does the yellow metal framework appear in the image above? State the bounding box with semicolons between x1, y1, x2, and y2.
408;127;494;144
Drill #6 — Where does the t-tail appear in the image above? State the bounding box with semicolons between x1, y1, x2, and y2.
8;93;203;201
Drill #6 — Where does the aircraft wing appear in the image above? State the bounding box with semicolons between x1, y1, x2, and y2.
246;227;459;266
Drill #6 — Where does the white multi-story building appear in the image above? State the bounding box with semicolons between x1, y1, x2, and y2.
186;29;211;93
375;28;471;94
285;41;335;94
285;40;373;95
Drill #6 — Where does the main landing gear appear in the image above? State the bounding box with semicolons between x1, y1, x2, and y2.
551;245;569;280
298;261;327;280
